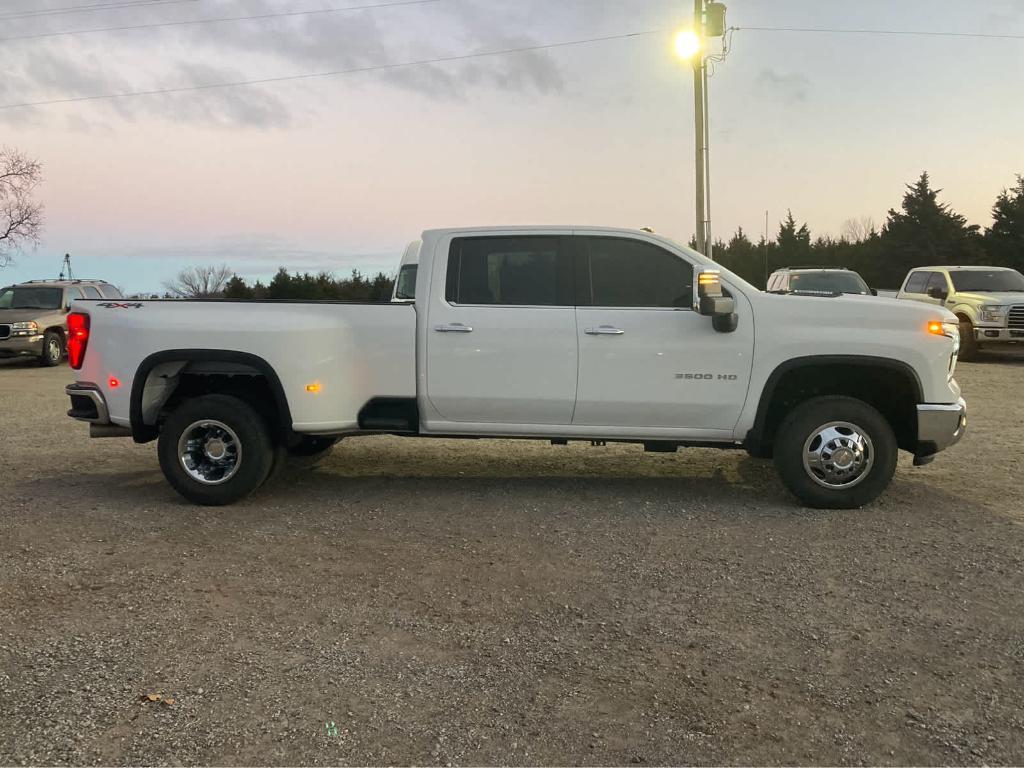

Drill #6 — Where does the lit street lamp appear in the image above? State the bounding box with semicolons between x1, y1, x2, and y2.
675;1;728;259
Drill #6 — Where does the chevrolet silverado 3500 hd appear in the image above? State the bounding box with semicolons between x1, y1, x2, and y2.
65;227;966;509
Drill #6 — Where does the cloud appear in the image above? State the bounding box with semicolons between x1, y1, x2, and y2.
0;0;568;128
755;68;811;104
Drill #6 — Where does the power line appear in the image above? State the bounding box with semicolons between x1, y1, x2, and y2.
0;28;666;110
733;25;1024;41
0;0;200;22
0;0;442;42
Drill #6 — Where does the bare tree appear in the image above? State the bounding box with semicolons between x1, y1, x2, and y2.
840;216;877;243
0;147;44;268
163;264;233;298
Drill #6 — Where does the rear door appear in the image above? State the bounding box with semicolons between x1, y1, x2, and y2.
572;234;754;432
424;234;578;425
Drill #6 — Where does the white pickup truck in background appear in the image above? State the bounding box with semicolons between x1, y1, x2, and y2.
65;226;966;509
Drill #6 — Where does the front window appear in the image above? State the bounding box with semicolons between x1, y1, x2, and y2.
950;269;1024;293
788;272;870;295
582;237;693;308
4;286;63;309
0;287;12;309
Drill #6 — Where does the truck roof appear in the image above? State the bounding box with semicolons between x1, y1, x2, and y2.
910;265;1017;272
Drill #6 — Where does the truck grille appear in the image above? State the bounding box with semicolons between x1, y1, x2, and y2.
1010;305;1024;330
0;324;10;340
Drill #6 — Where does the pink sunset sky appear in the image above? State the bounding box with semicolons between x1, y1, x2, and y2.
2;0;1023;291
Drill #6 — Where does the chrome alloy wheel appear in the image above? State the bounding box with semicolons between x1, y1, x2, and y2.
47;336;62;362
802;421;874;489
178;419;242;485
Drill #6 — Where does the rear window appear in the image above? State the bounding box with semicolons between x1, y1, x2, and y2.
446;236;570;306
394;265;417;300
98;284;123;299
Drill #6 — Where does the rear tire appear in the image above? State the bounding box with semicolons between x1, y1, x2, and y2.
38;331;63;366
158;394;275;506
773;396;897;509
958;317;979;362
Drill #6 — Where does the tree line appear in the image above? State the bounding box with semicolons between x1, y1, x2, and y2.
158;170;1024;300
161;265;395;301
712;172;1024;289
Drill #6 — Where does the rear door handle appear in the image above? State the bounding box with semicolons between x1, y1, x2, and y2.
584;325;624;335
434;323;473;333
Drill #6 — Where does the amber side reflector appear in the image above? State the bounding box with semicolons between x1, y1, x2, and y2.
927;321;944;336
306;383;321;393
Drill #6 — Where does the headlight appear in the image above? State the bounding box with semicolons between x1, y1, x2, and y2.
980;305;1008;323
12;321;38;331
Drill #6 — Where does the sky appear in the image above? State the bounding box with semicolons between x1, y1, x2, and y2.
1;0;1023;293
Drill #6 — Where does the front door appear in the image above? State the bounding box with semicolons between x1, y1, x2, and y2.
425;234;578;425
572;234;754;433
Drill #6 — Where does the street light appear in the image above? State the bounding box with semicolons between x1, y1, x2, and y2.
673;29;702;60
676;1;728;259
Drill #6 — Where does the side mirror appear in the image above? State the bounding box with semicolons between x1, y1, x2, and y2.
927;287;948;301
693;267;738;333
870;288;878;296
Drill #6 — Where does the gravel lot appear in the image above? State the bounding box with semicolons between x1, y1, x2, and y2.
2;352;1023;765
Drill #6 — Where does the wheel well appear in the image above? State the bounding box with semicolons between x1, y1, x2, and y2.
163;370;282;437
130;350;292;444
749;361;919;457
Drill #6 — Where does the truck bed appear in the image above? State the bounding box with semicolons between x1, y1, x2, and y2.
75;299;416;434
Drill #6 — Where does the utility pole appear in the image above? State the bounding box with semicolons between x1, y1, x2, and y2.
693;0;707;257
59;253;73;280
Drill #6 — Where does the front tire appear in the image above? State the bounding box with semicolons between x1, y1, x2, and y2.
958;317;979;362
773;396;897;509
38;330;63;366
158;394;275;506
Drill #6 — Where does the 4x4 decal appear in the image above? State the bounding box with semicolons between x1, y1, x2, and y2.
97;302;144;309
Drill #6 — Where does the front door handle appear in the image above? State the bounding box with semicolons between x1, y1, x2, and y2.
434;323;473;333
584;325;624;336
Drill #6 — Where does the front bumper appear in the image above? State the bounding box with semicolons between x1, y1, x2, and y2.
0;334;44;357
914;397;967;465
975;326;1024;343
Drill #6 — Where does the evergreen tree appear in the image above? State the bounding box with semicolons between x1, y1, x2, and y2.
986;175;1024;272
776;210;811;266
878;172;982;286
222;275;254;299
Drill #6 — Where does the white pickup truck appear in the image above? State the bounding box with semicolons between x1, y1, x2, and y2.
65;227;966;509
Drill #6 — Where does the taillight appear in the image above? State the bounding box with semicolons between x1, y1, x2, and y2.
67;312;90;369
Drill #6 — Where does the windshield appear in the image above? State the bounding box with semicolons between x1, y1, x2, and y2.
394;264;417;300
788;271;870;295
950;269;1024;293
4;286;64;310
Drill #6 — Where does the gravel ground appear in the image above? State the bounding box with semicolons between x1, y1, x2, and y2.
1;352;1023;766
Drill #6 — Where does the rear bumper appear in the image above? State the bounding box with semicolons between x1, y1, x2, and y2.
66;382;110;423
914;398;967;465
0;335;44;357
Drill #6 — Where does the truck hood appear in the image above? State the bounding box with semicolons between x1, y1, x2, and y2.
759;291;957;325
952;291;1024;305
0;308;52;323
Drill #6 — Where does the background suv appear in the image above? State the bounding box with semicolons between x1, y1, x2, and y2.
896;266;1024;361
0;279;122;366
767;267;874;296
